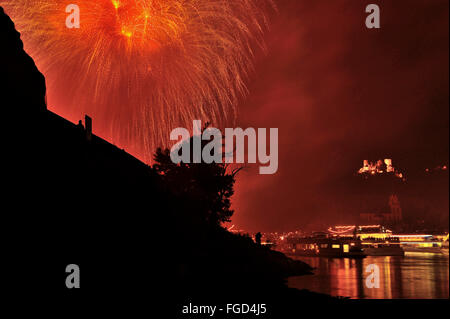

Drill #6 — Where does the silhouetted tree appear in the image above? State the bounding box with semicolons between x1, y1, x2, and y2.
153;125;242;226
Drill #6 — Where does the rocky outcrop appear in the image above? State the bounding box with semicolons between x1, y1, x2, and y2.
0;6;46;111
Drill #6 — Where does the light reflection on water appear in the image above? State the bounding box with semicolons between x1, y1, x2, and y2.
288;251;449;299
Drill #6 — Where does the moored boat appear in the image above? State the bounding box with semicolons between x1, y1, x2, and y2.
287;236;366;258
362;243;405;256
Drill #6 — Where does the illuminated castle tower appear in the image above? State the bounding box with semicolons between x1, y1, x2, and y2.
388;194;402;222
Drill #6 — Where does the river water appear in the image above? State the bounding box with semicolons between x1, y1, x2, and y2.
288;251;449;299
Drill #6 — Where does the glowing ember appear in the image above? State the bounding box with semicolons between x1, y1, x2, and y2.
425;165;448;173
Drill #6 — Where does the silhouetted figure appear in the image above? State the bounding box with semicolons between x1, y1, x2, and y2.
255;232;262;245
77;120;84;133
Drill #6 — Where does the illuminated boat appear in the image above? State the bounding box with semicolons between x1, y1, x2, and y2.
328;225;406;256
392;234;448;254
288;236;366;258
353;226;405;256
361;242;405;256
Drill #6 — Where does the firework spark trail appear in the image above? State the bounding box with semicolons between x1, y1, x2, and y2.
1;0;274;162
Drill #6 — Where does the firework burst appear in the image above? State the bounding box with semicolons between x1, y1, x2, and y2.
1;0;273;162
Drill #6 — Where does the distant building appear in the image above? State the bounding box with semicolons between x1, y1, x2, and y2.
360;194;402;223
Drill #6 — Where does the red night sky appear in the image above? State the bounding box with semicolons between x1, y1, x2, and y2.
231;0;449;231
3;0;448;232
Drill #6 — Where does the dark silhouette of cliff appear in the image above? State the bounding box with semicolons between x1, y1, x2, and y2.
0;7;46;112
1;6;332;315
1;5;169;299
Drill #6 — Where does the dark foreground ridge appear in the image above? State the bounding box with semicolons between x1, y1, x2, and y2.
1;6;336;316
